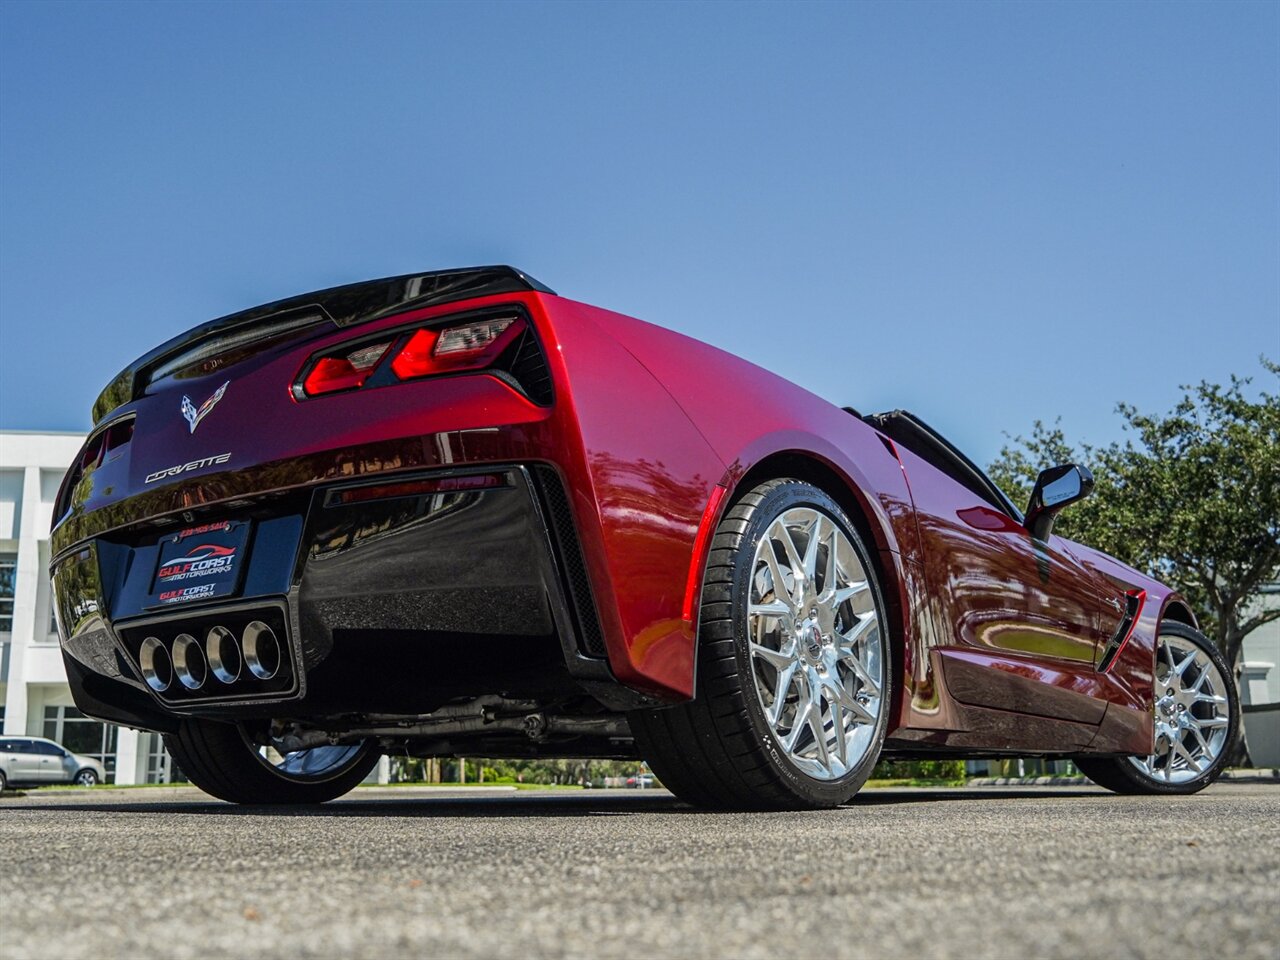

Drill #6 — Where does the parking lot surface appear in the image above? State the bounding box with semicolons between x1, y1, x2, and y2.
0;782;1276;960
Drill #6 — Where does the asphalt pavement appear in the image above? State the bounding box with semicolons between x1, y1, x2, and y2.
0;782;1276;960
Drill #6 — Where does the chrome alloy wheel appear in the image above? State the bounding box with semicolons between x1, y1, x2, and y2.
1129;633;1230;784
747;507;883;781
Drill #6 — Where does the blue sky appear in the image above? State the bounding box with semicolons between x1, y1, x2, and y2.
1;1;1276;467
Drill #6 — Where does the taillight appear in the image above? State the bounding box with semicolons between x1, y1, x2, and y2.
301;341;393;397
391;317;521;379
293;311;548;404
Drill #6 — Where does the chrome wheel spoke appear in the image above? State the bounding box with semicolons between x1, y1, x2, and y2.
831;681;876;725
783;700;811;753
808;694;830;771
749;600;791;618
1172;649;1197;680
831;580;870;607
772;520;807;592
748;506;884;782
802;515;824;585
841;654;882;700
760;539;798;616
830;699;848;766
750;641;795;671
768;663;799;727
1129;635;1230;786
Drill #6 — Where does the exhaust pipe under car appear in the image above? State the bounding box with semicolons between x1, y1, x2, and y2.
139;636;172;693
242;621;281;680
205;625;242;684
172;633;208;690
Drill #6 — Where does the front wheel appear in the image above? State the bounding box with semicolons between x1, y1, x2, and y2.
74;769;99;787
631;479;893;810
164;719;379;804
1077;622;1238;795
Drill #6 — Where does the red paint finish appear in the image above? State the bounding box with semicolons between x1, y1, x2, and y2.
683;484;728;623
52;275;1184;758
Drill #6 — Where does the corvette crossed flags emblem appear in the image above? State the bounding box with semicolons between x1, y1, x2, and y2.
181;381;230;434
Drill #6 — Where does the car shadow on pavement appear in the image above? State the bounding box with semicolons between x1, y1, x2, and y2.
0;786;1102;818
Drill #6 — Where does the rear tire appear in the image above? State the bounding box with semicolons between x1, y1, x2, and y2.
631;479;893;810
164;718;379;804
1077;622;1237;795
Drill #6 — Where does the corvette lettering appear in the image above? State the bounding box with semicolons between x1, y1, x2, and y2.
144;453;231;484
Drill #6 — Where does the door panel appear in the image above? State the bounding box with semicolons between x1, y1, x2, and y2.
901;448;1124;724
5;741;44;782
31;741;68;782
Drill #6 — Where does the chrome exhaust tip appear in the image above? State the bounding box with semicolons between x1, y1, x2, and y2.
205;625;242;684
139;636;172;693
242;621;281;680
172;633;208;690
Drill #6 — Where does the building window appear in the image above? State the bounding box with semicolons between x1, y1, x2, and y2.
0;553;15;632
42;706;117;783
143;732;181;784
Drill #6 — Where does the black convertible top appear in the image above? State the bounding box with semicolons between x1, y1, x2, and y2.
862;409;1024;521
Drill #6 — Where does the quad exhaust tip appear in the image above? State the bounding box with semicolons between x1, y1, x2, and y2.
242;621;281;680
139;636;172;693
137;620;284;695
172;633;208;690
205;625;242;684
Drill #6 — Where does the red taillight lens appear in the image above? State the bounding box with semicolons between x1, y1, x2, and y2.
390;317;521;380
301;341;392;397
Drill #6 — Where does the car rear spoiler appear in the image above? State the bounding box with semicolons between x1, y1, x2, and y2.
90;265;555;424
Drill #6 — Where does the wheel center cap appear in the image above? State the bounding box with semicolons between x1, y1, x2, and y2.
798;620;825;661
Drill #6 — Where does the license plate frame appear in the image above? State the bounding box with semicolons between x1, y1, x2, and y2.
147;520;252;608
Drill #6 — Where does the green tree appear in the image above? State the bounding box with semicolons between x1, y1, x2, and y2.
989;358;1280;678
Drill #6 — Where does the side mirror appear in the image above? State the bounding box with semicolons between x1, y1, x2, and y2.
1025;463;1094;541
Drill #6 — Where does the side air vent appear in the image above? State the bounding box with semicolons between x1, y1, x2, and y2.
532;466;606;657
501;327;555;406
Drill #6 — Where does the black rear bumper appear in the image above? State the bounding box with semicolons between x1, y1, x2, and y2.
53;464;652;732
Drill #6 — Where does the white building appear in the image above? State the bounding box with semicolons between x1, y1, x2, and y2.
0;430;172;783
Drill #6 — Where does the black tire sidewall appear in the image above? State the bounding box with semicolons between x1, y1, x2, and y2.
727;482;893;806
166;718;380;804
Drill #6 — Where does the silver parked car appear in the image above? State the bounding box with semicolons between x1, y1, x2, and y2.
0;737;107;790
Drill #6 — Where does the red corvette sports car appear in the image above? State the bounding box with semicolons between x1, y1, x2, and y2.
51;266;1238;807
